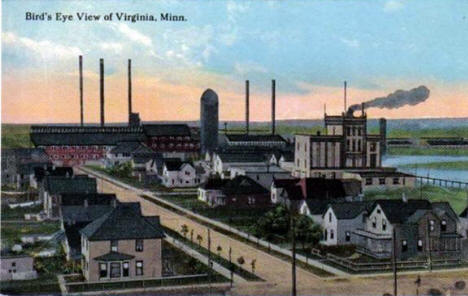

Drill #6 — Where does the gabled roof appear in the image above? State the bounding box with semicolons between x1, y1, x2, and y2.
45;176;97;195
142;124;191;137
34;166;74;182
460;207;468;218
225;134;286;143
200;178;230;190
303;200;333;215
372;199;432;224
80;203;165;241
221;176;269;195
61;205;115;223
110;141;151;155
60;193;117;207
217;153;266;163
164;159;190;171
432;202;459;221
272;178;300;188
328;202;374;219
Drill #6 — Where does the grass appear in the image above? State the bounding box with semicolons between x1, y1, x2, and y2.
0;221;61;250
1;124;32;148
364;184;468;214
1;204;43;220
400;161;468;170
387;147;468;156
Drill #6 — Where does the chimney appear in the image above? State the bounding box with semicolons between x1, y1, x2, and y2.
128;59;132;124
245;80;249;134
100;58;105;127
271;79;276;135
79;55;84;126
344;81;347;112
380;118;387;155
361;102;365;116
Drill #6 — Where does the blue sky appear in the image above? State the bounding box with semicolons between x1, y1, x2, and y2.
2;0;468;123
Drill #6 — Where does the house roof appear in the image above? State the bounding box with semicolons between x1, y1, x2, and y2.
354;170;415;178
60;193;117;207
460;207;468;218
63;222;87;259
432;202;459;221
303;200;334;215
94;251;135;262
272;178;300;188
372;199;432;224
34;166;74;182
221;176;269;195
80;203;165;241
329;202;374;219
200;178;230;190
61;205;115;223
110;141;152;155
45;176;97;195
217;153;266;163
142;124;191;137
225;134;286;143
164;159;189;171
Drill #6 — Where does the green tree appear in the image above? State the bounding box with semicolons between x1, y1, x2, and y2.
251;259;256;274
294;215;323;250
237;256;245;266
216;245;222;257
196;234;203;247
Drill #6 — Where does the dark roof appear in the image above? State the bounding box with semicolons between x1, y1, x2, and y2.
280;151;294;162
63;222;89;259
200;178;230;190
221;176;269;195
373;199;432;224
272;178;300;188
45;176;97;195
34;166;74;182
432;202;459;221
94;251;135;261
80;203;165;241
62;205;115;223
355;170;415;178
30;126;144;146
143;124;191;137
304;200;334;215
60;193;117;207
217;153;266;163
225;134;286;143
164;159;187;171
460;207;468;218
329;202;374;219
110;142;152;155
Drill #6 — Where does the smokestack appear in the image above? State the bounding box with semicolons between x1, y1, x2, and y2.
79;56;83;126
128;59;132;124
380;118;387;155
344;81;347;112
272;79;276;135
361;102;365;116
100;58;105;127
246;80;249;134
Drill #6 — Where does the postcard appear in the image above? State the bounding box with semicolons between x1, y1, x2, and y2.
1;0;467;295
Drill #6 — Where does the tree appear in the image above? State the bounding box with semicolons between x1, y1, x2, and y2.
216;245;222;257
180;224;189;239
252;206;290;241
196;234;203;247
190;229;194;242
251;259;256;274
294;215;322;250
237;256;245;266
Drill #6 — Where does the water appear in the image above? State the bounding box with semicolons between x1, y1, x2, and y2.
382;155;468;183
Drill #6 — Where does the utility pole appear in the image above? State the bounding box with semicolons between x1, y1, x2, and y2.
229;246;233;287
392;228;397;296
208;229;212;294
426;218;432;271
291;214;297;296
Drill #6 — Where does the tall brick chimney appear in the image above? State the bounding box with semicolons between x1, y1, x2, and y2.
272;79;276;135
128;59;132;124
246;80;249;134
79;55;83;126
100;58;105;126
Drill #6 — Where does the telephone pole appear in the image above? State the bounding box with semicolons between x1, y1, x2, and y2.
291;215;297;296
392;228;397;296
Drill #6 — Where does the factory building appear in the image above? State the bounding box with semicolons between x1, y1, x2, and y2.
200;89;219;155
294;105;384;178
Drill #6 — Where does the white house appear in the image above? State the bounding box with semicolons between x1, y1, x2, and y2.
0;255;38;281
162;159;200;188
212;153;266;178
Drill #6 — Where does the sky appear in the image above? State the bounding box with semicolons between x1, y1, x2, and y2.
2;0;468;124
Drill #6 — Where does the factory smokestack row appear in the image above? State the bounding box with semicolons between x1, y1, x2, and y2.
272;79;276;135
245;80;249;134
128;59;132;123
100;58;105;127
79;56;84;126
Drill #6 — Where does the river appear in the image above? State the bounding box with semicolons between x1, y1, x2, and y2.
382;155;468;183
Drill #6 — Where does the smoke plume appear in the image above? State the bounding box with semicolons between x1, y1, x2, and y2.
350;85;430;111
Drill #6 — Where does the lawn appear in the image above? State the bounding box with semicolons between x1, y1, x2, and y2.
1;221;61;250
364;184;467;214
1;124;32;149
1;204;43;220
400;161;468;170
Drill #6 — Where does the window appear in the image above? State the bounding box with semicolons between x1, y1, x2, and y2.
358;128;362;136
111;240;118;252
402;240;408;252
347;139;350;151
11;262;16;267
345;231;351;242
377;209;381;214
136;239;144;252
330;230;334;240
324;229;328;240
441;220;447;232
110;262;121;278
372;217;377;228
123;262;129;277
136;261;143;276
417;240;423;251
379;178;386;185
393;178;400;185
370;143;377;152
429;220;435;232
382;220;387;231
366;178;372;185
99;263;107;278
329;212;332;222
357;139;361;151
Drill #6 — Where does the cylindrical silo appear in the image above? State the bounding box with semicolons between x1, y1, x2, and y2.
200;89;219;155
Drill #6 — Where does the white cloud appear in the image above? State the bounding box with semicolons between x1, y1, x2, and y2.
340;38;360;48
109;23;152;47
384;0;404;12
2;31;82;60
234;62;267;76
99;42;123;53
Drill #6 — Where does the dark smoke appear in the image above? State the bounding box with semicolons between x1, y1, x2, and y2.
350;85;430;111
